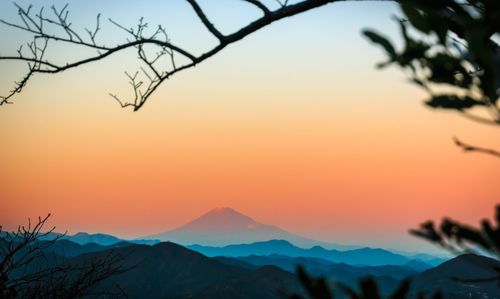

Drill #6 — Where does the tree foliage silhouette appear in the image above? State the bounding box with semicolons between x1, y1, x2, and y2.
289;267;443;299
289;1;499;297
411;205;500;258
363;0;499;157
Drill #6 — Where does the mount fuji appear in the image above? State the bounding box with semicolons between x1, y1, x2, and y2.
143;207;355;249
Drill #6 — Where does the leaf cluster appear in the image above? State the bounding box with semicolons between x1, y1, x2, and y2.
363;0;499;123
411;205;500;258
289;266;441;299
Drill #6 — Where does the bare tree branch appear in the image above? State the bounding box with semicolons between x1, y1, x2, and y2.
242;0;272;16
453;137;500;158
185;0;225;42
0;215;129;298
1;0;377;111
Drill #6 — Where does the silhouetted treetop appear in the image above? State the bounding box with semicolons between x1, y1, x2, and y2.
0;215;128;298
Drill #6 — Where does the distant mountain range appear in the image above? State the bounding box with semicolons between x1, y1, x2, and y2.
35;207;446;269
64;232;123;245
39;231;160;246
224;254;424;276
44;208;445;265
143;207;356;249
215;254;420;296
189;239;443;267
41;237;440;269
14;237;499;299
40;239;132;257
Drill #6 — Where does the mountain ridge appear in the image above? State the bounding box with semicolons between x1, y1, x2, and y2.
188;239;436;267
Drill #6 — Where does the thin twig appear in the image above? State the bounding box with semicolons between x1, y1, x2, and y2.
454;137;500;158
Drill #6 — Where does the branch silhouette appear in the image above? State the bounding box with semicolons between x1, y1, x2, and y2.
1;0;385;111
453;137;500;158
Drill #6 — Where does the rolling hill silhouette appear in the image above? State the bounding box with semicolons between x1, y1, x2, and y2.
66;242;303;299
143;207;354;249
410;254;500;298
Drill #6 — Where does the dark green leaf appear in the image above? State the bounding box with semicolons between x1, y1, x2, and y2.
425;95;485;110
400;4;431;34
362;30;396;58
431;291;443;299
296;266;333;299
389;279;411;299
360;278;381;299
336;282;359;299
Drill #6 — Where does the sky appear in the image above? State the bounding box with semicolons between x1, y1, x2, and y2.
0;0;499;252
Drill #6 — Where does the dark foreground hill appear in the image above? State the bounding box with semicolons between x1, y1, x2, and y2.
410;254;500;299
216;254;419;296
68;242;303;299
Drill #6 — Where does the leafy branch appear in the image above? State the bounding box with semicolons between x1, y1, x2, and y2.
363;0;500;157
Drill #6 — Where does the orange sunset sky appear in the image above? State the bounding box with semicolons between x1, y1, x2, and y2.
0;1;499;252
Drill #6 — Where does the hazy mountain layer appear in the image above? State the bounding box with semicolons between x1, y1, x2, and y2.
188;239;434;266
